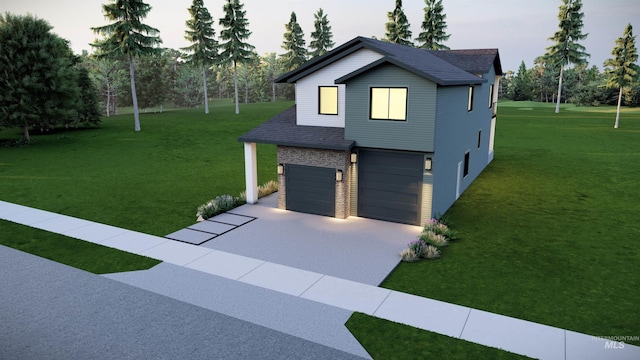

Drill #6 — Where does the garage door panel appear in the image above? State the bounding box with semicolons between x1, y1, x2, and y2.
357;205;419;225
358;150;423;225
286;165;335;217
359;188;420;208
359;171;420;188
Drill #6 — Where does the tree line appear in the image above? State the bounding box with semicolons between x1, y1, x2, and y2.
1;0;638;138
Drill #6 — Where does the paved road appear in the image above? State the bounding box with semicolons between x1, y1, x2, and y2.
0;245;366;360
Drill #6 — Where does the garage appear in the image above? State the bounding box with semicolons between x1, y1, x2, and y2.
358;150;423;225
285;164;336;217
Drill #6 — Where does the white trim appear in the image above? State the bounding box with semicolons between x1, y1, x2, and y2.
244;142;258;204
456;161;462;199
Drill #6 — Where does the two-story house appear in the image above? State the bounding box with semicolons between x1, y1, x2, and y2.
239;36;502;226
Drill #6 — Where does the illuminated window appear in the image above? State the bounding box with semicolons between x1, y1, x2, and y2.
468;86;474;112
370;87;407;121
318;86;338;115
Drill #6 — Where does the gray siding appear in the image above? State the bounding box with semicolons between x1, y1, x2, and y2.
431;66;496;217
344;64;437;152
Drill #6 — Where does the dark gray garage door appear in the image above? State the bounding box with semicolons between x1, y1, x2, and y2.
358;150;423;225
285;164;336;217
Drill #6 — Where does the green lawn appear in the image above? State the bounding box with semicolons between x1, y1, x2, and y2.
379;101;640;346
346;313;530;359
0;100;287;236
1;100;638;357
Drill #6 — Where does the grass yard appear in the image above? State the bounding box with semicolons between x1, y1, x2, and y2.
0;100;288;237
346;313;530;359
375;101;640;348
1;99;638;357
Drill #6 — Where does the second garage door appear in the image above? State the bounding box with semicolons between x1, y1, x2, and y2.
285;164;336;217
358;150;423;225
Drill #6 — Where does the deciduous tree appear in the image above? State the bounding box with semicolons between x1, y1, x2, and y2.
0;13;80;142
219;0;254;114
91;0;162;131
416;0;450;50
545;0;589;113
604;23;639;128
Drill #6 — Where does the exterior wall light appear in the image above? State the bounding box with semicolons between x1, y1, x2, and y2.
277;164;284;175
425;158;432;171
336;170;343;182
350;153;357;163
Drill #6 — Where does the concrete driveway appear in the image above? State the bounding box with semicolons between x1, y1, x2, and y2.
198;193;422;286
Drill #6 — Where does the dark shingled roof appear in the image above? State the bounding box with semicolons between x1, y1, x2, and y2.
238;105;354;150
430;49;503;76
278;36;501;87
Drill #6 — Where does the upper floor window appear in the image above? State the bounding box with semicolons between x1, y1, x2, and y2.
467;86;474;112
489;84;494;108
370;87;407;121
318;86;338;115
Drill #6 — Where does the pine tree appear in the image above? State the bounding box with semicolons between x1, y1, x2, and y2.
511;61;533;101
384;0;413;46
604;23;639;128
183;0;218;114
416;0;450;50
310;8;335;58
544;0;589;113
219;0;254;115
281;12;307;71
91;0;162;132
0;13;80;142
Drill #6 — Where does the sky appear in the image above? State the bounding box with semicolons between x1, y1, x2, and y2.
1;0;638;72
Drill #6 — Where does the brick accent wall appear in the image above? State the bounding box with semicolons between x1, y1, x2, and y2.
277;146;352;219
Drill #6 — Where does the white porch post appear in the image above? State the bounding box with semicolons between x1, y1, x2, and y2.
244;142;258;204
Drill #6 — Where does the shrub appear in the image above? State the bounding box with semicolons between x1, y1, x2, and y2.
423;218;458;240
422;245;441;260
420;231;448;247
258;180;279;197
400;248;419;262
408;240;426;257
238;180;279;202
196;194;243;220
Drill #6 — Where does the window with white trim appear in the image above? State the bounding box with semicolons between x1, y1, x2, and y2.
467;86;474;112
318;86;338;115
370;87;407;121
489;84;494;108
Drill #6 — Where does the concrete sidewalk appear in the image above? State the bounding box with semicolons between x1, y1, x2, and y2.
1;199;639;360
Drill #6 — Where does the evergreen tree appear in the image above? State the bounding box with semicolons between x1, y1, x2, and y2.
544;0;589;113
73;66;102;128
604;24;639;128
219;0;254;115
91;0;162;131
281;12;307;71
384;0;413;46
511;61;533;101
0;13;80;142
416;0;450;50
309;8;334;57
183;0;218;114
